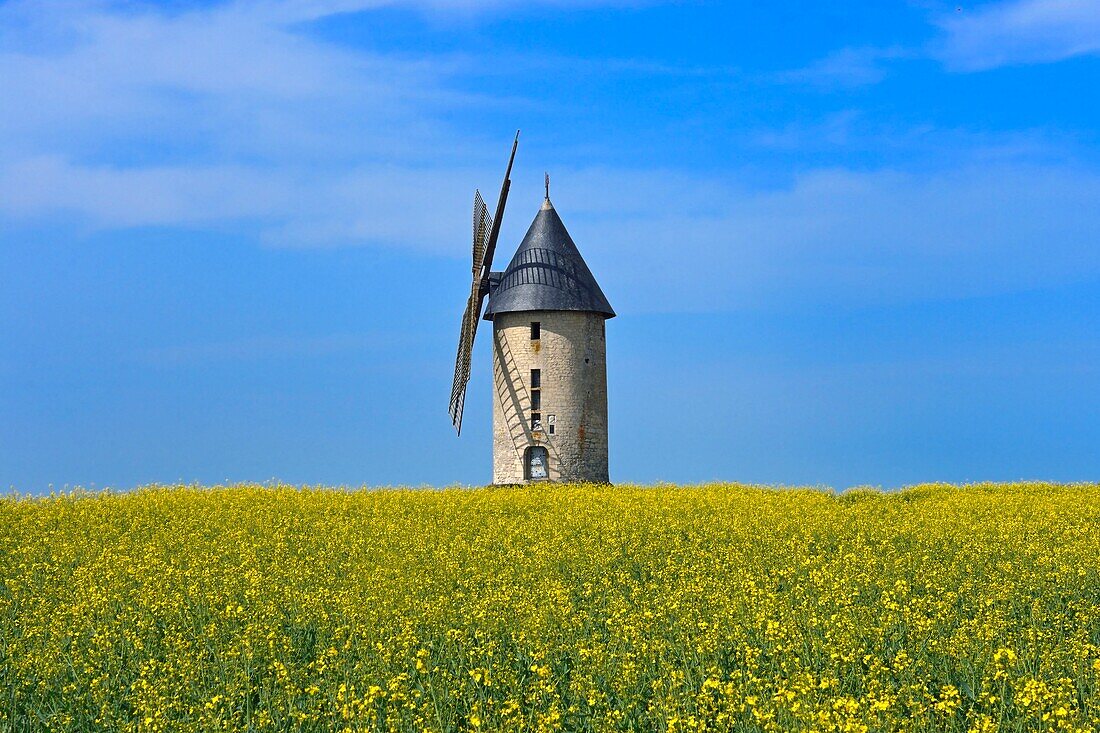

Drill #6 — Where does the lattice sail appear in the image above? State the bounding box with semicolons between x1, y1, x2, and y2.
449;191;497;434
448;280;483;434
472;190;491;274
449;132;520;435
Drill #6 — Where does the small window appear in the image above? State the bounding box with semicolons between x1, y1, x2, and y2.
530;369;541;388
531;412;542;431
530;322;540;340
531;389;541;410
548;424;555;435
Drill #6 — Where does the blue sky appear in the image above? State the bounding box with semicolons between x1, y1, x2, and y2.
2;0;1099;492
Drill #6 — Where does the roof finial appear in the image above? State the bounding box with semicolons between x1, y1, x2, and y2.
545;172;550;200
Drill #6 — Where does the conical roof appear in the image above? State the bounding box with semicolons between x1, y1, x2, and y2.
483;198;615;320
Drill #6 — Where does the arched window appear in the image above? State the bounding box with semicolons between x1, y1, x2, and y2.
525;446;549;480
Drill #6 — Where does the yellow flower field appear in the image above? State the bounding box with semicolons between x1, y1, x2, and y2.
2;483;1099;732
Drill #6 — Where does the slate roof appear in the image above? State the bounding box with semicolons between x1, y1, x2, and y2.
483;198;615;320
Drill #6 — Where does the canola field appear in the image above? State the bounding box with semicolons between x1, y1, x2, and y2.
2;483;1100;733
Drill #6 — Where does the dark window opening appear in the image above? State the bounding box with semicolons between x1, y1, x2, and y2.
531;389;541;410
549;424;555;435
531;412;542;430
530;322;540;340
530;369;541;388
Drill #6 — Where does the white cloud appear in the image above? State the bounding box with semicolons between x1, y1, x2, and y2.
935;0;1100;70
548;164;1100;313
253;0;651;23
0;0;468;166
0;155;488;251
0;0;507;247
2;0;1099;316
11;148;1100;310
0;0;662;250
787;1;1100;83
134;333;412;364
778;47;910;88
0;157;293;227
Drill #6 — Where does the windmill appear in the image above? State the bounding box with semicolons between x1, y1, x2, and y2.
449;133;615;484
448;131;520;435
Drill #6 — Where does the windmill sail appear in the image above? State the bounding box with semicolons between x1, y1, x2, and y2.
449;132;520;434
448;290;479;434
472;190;490;275
449;192;494;433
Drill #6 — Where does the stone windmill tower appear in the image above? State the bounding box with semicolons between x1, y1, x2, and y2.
449;133;615;484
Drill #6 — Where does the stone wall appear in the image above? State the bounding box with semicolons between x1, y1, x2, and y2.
491;310;609;484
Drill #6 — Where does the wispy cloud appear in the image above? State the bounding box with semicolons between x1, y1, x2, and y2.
0;156;489;251
255;0;654;23
0;0;501;247
2;0;1099;318
135;333;410;365
785;1;1100;85
935;0;1100;71
0;0;467;163
0;0;673;249
553;163;1100;313
777;46;911;88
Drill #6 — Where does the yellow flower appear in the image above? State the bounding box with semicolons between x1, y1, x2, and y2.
2;482;1099;732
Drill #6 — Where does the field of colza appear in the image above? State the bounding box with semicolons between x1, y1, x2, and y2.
3;483;1100;733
